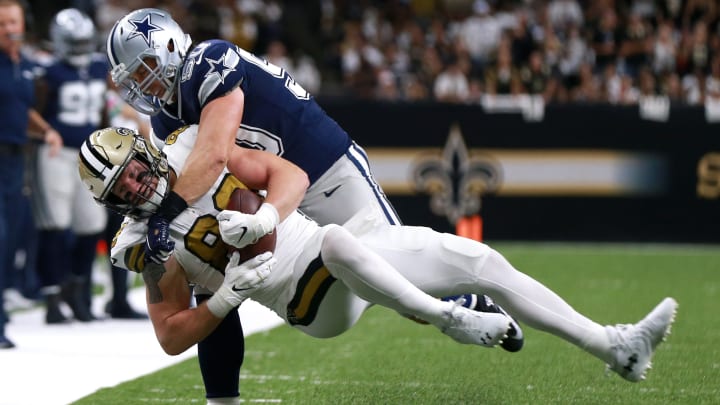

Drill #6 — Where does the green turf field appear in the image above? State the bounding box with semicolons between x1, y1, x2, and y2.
74;243;720;404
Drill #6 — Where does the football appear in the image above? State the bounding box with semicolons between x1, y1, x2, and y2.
225;188;277;262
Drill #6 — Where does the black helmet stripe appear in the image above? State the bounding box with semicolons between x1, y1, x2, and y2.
80;138;112;180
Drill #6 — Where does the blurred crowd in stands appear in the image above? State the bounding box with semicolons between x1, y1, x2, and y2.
25;0;720;105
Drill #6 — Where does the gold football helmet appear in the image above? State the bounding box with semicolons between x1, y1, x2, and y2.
78;127;169;218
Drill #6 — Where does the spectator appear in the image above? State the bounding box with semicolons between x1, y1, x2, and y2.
433;54;470;102
677;20;711;76
570;62;603;102
456;0;501;72
484;41;522;95
558;25;591;91
591;7;621;74
519;49;559;102
659;71;685;102
682;67;706;104
618;12;653;78
652;20;678;75
547;0;584;33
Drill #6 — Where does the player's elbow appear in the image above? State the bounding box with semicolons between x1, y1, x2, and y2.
154;324;195;355
208;153;229;175
297;169;310;191
157;335;193;356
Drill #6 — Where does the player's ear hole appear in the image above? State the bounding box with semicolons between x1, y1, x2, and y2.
167;39;175;52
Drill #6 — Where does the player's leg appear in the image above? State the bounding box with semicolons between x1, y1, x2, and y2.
359;224;676;379
304;149;523;349
0;152;25;347
30;145;74;323
68;163;109;321
104;210;147;319
319;225;510;347
300;142;400;227
195;291;243;405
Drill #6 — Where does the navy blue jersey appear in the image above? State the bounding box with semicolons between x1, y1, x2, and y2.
152;40;352;184
0;52;36;145
38;55;107;148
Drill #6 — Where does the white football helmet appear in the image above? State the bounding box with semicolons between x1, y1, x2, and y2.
78;127;170;219
106;8;192;115
50;8;96;67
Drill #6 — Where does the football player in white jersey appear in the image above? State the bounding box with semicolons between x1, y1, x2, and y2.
104;8;509;401
79;125;677;399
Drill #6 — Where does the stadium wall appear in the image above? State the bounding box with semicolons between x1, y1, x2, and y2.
318;98;720;243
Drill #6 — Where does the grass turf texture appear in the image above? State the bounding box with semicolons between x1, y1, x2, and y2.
74;243;720;404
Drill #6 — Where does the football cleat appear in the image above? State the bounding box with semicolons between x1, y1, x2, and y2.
439;297;510;347
605;297;677;382
443;294;524;352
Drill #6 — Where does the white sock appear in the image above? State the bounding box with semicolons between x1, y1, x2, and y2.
477;249;612;362
207;397;240;405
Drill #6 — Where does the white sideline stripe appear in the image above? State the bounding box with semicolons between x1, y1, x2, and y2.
0;289;283;405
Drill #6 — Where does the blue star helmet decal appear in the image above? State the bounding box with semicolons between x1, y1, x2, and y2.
127;14;162;46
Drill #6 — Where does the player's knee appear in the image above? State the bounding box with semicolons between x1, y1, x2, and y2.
320;224;364;266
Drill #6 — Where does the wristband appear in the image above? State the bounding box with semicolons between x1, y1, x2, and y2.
257;203;280;233
206;286;240;318
157;190;188;221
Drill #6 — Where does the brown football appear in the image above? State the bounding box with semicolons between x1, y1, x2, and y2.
225;188;277;262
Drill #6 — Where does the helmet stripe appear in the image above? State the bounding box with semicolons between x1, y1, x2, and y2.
80;139;110;180
107;22;121;67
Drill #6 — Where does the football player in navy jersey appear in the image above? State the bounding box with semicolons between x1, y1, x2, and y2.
104;8;518;403
31;8;109;323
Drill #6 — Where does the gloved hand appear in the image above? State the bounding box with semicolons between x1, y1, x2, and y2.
217;203;279;249
207;251;276;317
145;214;175;264
144;190;187;264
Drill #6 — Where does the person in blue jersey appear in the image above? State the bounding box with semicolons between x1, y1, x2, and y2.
30;8;108;323
104;8;519;403
0;0;62;348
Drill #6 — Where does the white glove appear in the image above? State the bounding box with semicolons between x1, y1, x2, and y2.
217;203;279;249
206;251;276;318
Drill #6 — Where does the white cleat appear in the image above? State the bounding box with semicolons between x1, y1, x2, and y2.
605;297;678;382
440;299;511;347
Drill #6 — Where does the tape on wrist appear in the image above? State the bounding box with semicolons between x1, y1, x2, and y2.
157;190;188;221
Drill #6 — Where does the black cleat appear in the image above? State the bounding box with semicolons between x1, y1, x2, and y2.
0;334;15;349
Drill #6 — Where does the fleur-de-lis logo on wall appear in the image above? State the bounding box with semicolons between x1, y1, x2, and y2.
412;124;502;225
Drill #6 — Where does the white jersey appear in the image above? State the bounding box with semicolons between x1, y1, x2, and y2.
111;125;496;338
111;126;331;323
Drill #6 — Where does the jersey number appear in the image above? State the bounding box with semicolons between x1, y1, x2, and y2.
236;47;310;100
185;174;247;270
58;80;105;126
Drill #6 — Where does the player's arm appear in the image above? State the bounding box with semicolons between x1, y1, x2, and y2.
145;251;274;355
217;147;309;249
226;146;309;221
172;87;245;205
143;256;224;355
27;108;63;155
